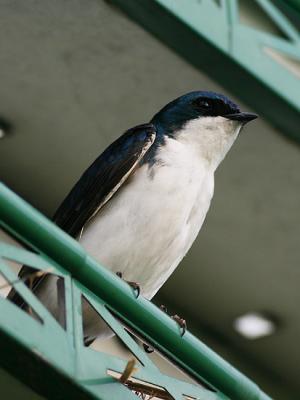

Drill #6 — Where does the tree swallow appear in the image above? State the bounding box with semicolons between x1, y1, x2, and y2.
9;91;257;341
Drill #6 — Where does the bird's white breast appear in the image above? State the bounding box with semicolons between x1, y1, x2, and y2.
32;116;241;341
79;135;215;300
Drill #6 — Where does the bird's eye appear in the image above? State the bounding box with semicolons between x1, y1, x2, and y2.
199;100;210;108
194;99;212;110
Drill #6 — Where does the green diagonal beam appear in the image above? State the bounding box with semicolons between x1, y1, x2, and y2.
110;0;300;143
0;182;272;400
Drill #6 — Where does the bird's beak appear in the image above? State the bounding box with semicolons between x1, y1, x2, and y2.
225;112;258;124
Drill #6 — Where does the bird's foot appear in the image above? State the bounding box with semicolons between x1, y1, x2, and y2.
143;343;154;353
116;272;140;298
142;306;186;354
159;304;168;313
171;314;187;337
157;305;187;337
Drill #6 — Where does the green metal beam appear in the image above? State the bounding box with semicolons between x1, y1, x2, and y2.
110;0;300;143
0;182;273;400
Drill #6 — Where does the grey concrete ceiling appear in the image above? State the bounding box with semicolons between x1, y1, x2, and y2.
0;1;299;398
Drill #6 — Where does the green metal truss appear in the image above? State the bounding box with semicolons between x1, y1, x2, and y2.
110;0;300;143
0;182;273;399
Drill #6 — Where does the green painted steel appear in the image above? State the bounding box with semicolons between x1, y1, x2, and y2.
110;0;300;143
0;182;273;400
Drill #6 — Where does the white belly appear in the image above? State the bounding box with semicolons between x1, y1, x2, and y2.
35;137;215;341
79;138;214;300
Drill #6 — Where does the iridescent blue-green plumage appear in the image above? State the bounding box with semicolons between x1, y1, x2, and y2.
151;91;240;136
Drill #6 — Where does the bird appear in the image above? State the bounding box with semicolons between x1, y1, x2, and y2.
8;91;257;343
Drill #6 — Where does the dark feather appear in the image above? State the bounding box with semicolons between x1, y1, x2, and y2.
53;123;156;237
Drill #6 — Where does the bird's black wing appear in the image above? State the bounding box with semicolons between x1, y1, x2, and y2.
8;123;156;306
53;123;156;237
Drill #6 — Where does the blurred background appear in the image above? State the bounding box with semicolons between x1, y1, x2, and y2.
0;0;300;398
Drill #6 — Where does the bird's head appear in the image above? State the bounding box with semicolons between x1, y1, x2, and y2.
151;91;257;169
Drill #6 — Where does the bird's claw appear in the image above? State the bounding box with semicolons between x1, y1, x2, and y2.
161;304;187;337
142;305;186;354
171;314;187;337
143;343;154;353
116;272;140;298
160;304;168;313
127;281;140;298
